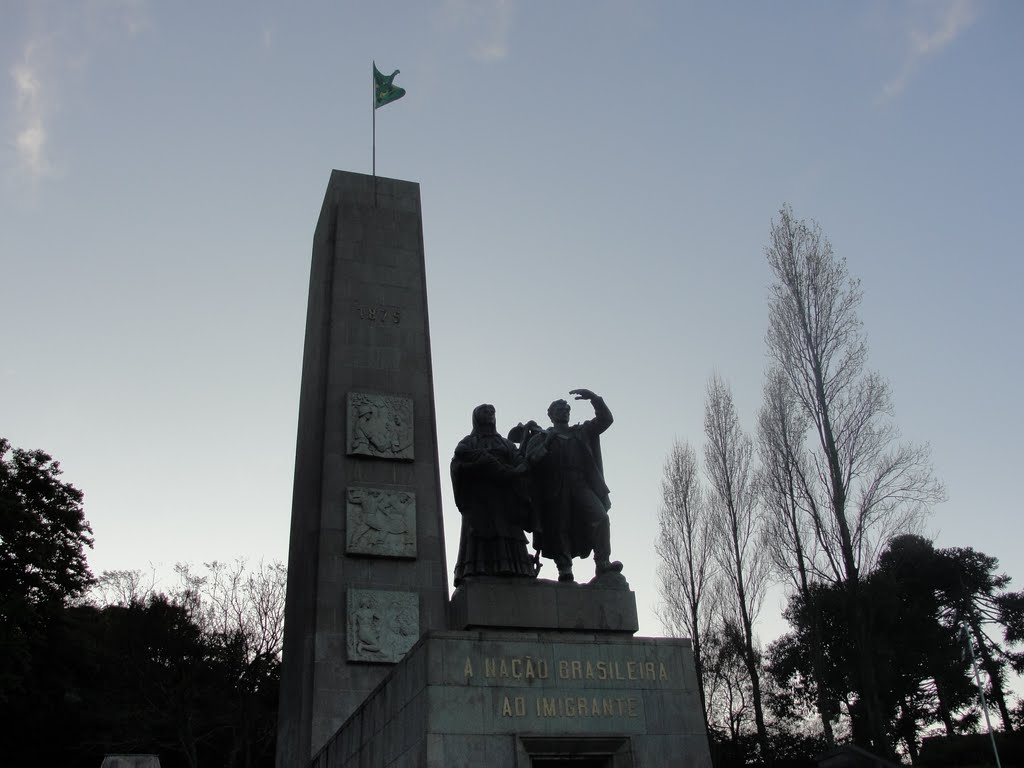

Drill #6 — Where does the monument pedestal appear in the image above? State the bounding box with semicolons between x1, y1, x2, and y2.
315;585;711;767
314;630;709;768
450;578;639;634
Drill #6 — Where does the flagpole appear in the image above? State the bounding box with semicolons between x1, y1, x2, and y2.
372;63;377;207
961;620;1003;768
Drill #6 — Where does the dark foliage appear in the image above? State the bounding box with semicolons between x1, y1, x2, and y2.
0;436;96;751
766;535;1023;759
0;438;94;608
6;591;280;767
708;725;827;768
1;440;279;767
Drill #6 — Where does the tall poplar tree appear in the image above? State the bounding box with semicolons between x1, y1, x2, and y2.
704;375;771;763
763;206;945;756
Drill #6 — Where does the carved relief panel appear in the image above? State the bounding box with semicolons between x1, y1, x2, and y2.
346;392;414;460
345;487;416;558
346;589;420;663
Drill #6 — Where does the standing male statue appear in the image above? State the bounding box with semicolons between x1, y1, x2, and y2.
512;389;624;583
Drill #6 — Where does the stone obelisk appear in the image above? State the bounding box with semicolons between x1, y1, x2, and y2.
275;171;449;767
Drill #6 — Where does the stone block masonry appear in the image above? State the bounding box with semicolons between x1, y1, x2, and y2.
313;632;713;768
276;172;449;767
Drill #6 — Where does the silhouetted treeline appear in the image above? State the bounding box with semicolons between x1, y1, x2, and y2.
5;595;280;767
2;437;284;767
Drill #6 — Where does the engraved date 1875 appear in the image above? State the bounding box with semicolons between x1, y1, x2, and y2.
355;303;401;324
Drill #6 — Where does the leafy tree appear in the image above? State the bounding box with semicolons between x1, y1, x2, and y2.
0;437;95;759
0;439;284;767
38;562;285;768
87;561;285;767
933;545;1024;732
872;536;978;741
766;535;1022;759
869;536;965;759
766;584;855;736
0;437;94;610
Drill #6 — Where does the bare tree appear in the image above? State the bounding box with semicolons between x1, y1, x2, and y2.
173;559;287;663
758;368;836;744
702;619;756;747
704;374;771;762
764;205;946;755
173;559;287;768
93;566;158;606
656;439;716;718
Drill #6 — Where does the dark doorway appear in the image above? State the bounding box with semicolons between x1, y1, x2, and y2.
521;736;629;767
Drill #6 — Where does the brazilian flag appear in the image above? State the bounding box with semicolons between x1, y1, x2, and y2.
373;63;406;109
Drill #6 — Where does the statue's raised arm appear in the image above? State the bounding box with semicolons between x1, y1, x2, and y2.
518;390;623;585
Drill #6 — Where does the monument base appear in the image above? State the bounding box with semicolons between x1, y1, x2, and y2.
313;630;711;768
450;578;639;634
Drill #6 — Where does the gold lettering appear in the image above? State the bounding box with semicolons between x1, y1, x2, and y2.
659;662;669;681
485;659;497;678
645;661;656;680
614;662;624;680
499;659;509;678
577;697;588;716
603;698;614;716
628;697;639;718
463;658;473;679
537;659;549;679
525;658;536;680
501;697;513;717
380;310;389;322
627;661;638;680
511;658;522;679
591;698;601;716
558;660;570;679
585;661;595;679
368;308;376;320
514;697;526;717
392;310;401;324
565;697;576;717
571;660;582;679
597;661;607;680
557;697;564;717
541;697;556;717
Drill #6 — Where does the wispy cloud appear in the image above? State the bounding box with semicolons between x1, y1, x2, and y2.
5;1;150;182
11;51;50;177
880;0;979;102
443;0;514;61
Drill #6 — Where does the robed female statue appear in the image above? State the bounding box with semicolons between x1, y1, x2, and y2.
451;404;536;586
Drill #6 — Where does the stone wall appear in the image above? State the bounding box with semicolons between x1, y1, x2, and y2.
314;631;712;768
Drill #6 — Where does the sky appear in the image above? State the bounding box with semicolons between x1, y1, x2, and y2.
2;0;1022;658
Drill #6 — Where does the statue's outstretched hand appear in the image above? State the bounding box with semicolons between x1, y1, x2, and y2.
569;388;597;401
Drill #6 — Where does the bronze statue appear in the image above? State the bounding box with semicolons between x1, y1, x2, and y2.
512;389;623;583
451;404;536;586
